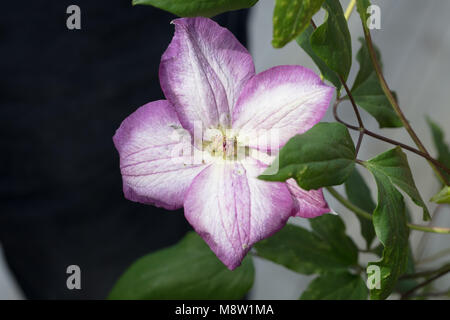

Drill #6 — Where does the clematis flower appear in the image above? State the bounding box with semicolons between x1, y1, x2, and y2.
113;17;334;270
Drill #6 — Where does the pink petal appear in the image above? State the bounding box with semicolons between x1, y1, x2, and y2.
159;17;255;134
286;179;330;218
232;65;334;152
184;159;293;270
113;100;207;210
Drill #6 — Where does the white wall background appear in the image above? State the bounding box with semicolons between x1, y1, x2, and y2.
1;0;449;299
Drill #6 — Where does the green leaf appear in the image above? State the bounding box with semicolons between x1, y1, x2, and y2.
255;216;358;275
395;246;418;294
365;147;431;221
108;232;254;300
132;0;259;17
426;117;450;182
430;186;450;204
352;38;382;91
351;38;402;128
300;272;368;300
356;0;372;30
344;167;376;249
259;122;356;190
365;157;410;300
296;25;342;90
394;207;417;295
354;2;402;128
310;0;352;80
309;214;359;265
352;74;403;128
272;0;324;48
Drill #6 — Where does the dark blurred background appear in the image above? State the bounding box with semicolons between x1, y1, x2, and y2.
0;0;249;299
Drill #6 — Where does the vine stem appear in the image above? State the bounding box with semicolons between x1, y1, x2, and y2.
361;24;450;186
312;16;450;177
310;19;362;130
400;262;450;280
344;0;357;20
409;289;450;299
333;100;450;175
338;75;365;130
417;247;450;266
401;264;450;299
325;186;450;234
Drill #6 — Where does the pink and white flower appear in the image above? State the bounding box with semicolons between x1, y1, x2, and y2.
113;17;334;270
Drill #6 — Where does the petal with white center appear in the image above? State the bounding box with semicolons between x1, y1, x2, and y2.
184;158;293;270
286;179;330;218
160;17;255;134
113;100;207;210
232;65;334;152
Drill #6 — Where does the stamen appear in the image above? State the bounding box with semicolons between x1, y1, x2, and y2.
203;129;244;161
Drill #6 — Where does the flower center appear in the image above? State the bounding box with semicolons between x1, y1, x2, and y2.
203;128;247;161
